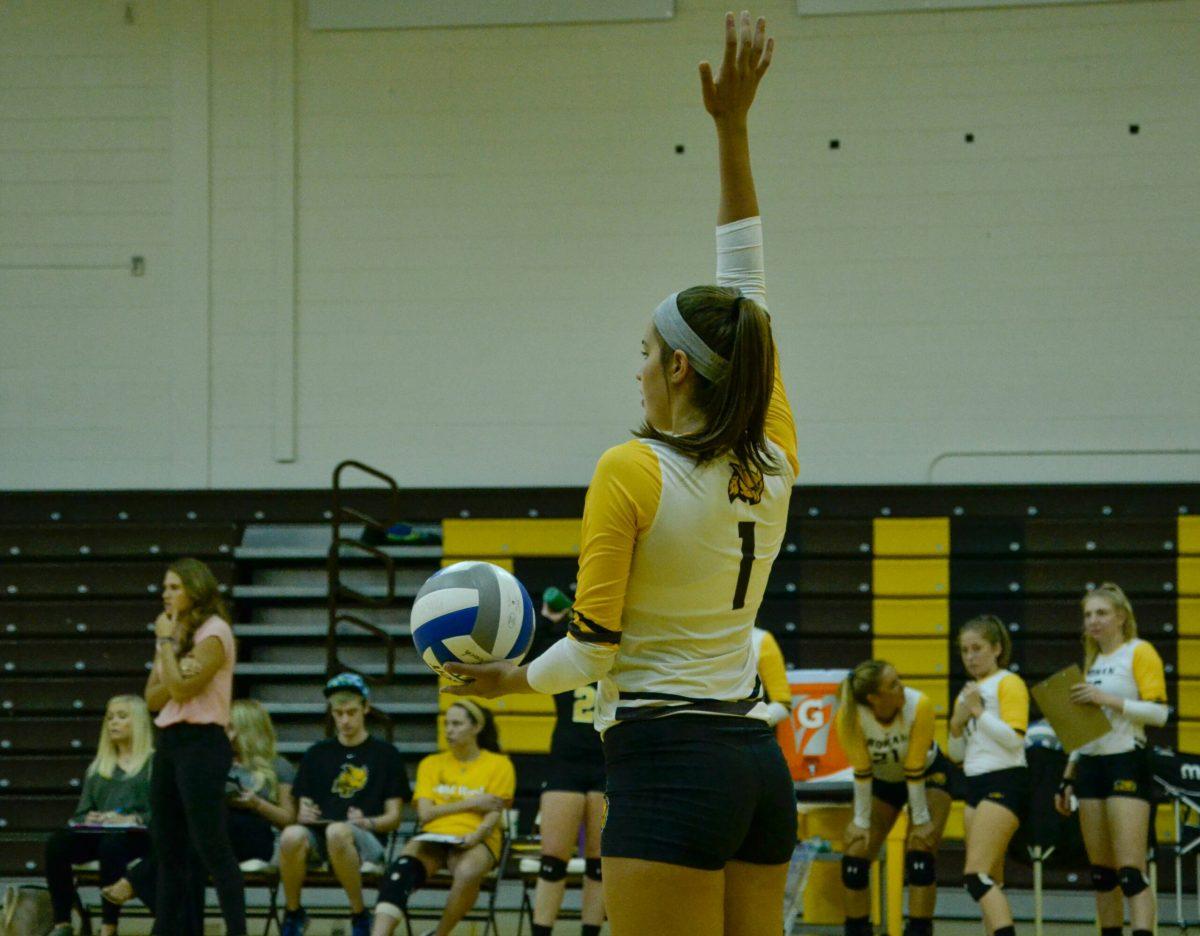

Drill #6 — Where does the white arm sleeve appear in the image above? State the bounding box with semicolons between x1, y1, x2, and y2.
764;701;790;727
716;217;767;311
526;637;615;696
1123;698;1170;727
977;712;1024;752
906;781;931;826
946;732;966;764
853;777;873;829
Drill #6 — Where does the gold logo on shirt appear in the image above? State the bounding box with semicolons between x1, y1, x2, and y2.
332;764;368;799
1113;779;1137;793
728;463;764;505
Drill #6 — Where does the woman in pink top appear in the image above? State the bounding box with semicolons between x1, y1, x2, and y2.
144;558;246;936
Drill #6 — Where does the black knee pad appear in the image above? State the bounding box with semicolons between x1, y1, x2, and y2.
904;917;933;936
584;858;602;882
379;856;427;906
841;855;870;891
1118;866;1148;897
538;855;567;883
963;872;996;902
905;850;936;887
1091;865;1119;893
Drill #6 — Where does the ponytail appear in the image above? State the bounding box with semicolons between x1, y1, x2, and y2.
635;285;781;477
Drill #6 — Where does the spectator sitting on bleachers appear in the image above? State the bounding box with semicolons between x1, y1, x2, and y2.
101;699;296;919
279;673;411;936
44;694;154;936
371;700;515;936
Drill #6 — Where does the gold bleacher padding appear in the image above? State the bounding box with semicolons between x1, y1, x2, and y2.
1177;721;1200;754
436;682;555;715
1179;641;1200;678
873;638;948;676
441;557;514;572
1180;558;1200;596
906;678;949;715
1180;599;1200;637
435;714;554;753
872;559;949;597
1176;682;1200;719
1181;517;1200;556
873;518;950;557
442;519;581;557
873;599;949;636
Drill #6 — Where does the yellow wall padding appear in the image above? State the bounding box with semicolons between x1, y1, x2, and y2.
873;598;949;635
1180;600;1200;638
1180;558;1200;596
437;685;554;715
872;638;948;675
905;678;949;715
1176;681;1200;719
1180;516;1200;556
441;557;514;572
872;559;949;596
442;518;581;557
872;518;950;556
1179;641;1200;677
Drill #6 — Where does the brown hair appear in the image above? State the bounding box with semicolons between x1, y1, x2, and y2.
167;557;231;654
450;701;501;753
836;660;894;744
635;286;781;478
1082;582;1137;672
958;614;1011;668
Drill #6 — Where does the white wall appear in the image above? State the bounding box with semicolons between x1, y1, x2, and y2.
2;0;1197;490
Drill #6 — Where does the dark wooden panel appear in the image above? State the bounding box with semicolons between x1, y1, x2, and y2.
756;598;872;637
0;561;234;599
776;637;870;670
0;756;91;793
767;560;871;597
0;523;238;560
0;795;76;831
0;638;153;676
780;520;874;558
951;559;1176;598
0;601;161;637
0;717;98;754
2;677;144;714
0;835;45;875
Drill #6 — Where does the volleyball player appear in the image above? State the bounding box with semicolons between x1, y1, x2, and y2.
946;616;1030;936
1054;583;1167;936
445;11;796;936
835;661;953;936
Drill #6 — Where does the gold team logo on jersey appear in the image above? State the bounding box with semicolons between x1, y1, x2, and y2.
331;764;368;799
728;463;764;505
1113;779;1137;793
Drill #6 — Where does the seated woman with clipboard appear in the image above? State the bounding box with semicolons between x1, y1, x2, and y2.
1053;583;1168;936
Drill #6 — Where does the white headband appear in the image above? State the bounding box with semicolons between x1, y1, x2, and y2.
652;292;731;383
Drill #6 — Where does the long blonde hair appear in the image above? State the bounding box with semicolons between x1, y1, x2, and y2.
230;699;280;800
1082;582;1138;672
88;695;154;780
836;660;893;741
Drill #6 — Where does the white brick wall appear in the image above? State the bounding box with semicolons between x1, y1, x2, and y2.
2;0;1197;489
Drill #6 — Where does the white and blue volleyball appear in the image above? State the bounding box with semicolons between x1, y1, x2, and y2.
410;561;535;682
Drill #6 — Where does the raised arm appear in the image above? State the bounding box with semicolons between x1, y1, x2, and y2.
701;12;773;226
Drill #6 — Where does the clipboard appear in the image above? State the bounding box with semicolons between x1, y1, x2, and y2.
1030;664;1111;753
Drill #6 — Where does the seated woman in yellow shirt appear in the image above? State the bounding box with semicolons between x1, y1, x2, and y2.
371;701;515;936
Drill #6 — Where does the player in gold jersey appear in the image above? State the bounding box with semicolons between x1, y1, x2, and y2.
1055;584;1166;936
447;12;796;935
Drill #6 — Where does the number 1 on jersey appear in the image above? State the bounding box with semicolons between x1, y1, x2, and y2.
733;521;756;610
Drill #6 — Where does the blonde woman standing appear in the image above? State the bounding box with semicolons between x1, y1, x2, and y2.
44;694;154;936
835;661;953;936
947;616;1030;936
1055;583;1167;936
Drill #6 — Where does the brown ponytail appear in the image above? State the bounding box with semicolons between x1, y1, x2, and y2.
635;285;781;478
959;614;1012;668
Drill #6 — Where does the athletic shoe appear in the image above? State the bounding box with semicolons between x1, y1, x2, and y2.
281;908;308;936
350;909;371;936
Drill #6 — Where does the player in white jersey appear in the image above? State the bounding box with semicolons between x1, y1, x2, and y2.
947;616;1029;936
445;13;796;936
834;661;953;936
1054;584;1167;936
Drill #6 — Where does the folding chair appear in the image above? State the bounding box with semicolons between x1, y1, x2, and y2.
396;818;514;936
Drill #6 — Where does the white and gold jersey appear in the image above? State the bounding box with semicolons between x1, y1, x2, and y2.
956;669;1029;776
564;216;799;736
837;687;937;784
1077;638;1167;756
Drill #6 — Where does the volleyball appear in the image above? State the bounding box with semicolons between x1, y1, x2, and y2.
410;561;536;683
